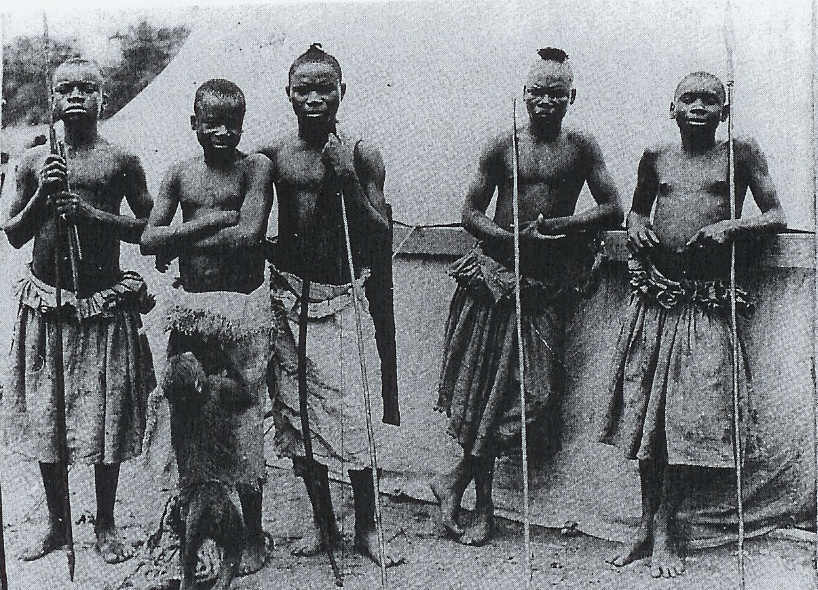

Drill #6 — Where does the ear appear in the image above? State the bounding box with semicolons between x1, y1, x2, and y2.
569;88;576;105
669;101;676;120
285;85;291;99
99;92;108;118
190;114;197;131
721;103;730;122
339;82;347;101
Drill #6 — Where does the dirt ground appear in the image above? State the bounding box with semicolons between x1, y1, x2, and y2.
1;454;814;590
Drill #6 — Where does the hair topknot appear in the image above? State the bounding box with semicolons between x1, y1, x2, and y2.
194;78;246;115
289;42;342;83
537;47;569;63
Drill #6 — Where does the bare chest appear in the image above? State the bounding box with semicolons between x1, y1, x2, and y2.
55;150;127;208
510;138;586;188
655;149;729;200
178;166;246;212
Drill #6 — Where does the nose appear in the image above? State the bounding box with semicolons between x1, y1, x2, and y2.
306;91;322;105
68;86;83;100
213;125;230;136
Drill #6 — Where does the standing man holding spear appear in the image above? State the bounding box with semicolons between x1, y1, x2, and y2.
600;22;786;581
434;47;622;570
0;22;156;573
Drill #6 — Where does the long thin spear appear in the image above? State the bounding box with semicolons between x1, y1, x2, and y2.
723;2;745;589
338;177;388;589
43;12;75;582
0;16;7;590
512;97;532;589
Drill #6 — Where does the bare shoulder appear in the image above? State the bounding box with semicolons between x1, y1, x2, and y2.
482;130;511;161
643;141;674;161
733;136;765;162
103;139;145;171
258;131;299;159
353;138;384;167
243;152;273;175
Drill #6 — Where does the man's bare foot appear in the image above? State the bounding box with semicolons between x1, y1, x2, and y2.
19;527;66;561
355;529;405;567
95;524;134;564
650;532;685;578
291;526;325;557
459;507;493;546
607;524;652;567
430;478;464;537
238;532;268;575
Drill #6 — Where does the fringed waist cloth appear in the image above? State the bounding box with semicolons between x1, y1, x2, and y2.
598;255;757;468
2;266;155;464
435;238;603;458
162;284;276;489
268;264;385;472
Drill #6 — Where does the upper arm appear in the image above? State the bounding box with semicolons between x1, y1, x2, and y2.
464;136;504;215
123;152;152;219
739;138;784;217
582;133;621;208
631;148;660;216
5;153;39;221
146;164;181;228
354;141;387;214
236;155;274;239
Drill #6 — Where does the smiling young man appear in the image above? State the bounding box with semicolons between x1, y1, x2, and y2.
141;79;275;576
2;57;155;564
433;47;622;546
599;71;785;578
258;43;403;568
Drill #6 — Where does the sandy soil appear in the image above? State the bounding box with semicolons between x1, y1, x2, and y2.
1;454;813;590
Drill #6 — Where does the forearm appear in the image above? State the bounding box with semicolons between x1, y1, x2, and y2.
141;215;232;254
189;226;262;251
546;202;623;233
86;207;146;243
3;189;49;248
733;207;786;235
462;206;512;244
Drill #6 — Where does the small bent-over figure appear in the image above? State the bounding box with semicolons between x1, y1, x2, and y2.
598;71;786;578
434;47;623;546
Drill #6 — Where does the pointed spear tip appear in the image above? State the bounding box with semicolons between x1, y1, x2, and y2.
67;547;75;581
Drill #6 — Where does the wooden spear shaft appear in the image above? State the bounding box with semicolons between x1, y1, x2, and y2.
512;97;533;589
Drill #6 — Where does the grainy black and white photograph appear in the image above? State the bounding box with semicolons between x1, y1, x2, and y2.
0;0;815;588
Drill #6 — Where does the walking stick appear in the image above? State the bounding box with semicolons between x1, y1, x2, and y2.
297;277;343;587
338;178;389;589
43;13;75;581
511;98;533;589
724;3;746;589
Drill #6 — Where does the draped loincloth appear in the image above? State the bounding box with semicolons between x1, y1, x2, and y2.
598;255;756;468
2;265;155;464
268;264;388;472
436;237;602;458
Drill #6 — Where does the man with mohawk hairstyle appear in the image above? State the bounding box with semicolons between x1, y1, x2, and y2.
433;47;623;546
259;43;403;569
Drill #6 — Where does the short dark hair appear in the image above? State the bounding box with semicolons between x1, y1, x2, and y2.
675;71;726;103
288;43;342;83
537;47;569;63
193;78;246;116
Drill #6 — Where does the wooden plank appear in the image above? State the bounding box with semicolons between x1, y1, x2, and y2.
392;226;816;268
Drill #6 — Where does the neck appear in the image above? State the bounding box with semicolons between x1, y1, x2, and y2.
528;118;562;142
298;119;336;147
203;147;238;167
62;120;98;147
680;127;718;153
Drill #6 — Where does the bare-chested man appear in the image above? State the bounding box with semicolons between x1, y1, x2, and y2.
140;79;275;577
2;57;155;564
259;43;402;568
434;47;623;546
599;71;785;578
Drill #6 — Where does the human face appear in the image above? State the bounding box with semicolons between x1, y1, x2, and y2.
524;61;574;125
287;61;345;127
52;63;104;123
190;94;244;153
671;75;726;131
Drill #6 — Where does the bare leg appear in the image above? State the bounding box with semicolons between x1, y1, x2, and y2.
350;467;404;567
609;458;661;567
430;455;472;537
291;457;339;557
94;463;134;563
237;483;267;575
19;463;67;561
460;455;494;546
650;466;687;578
